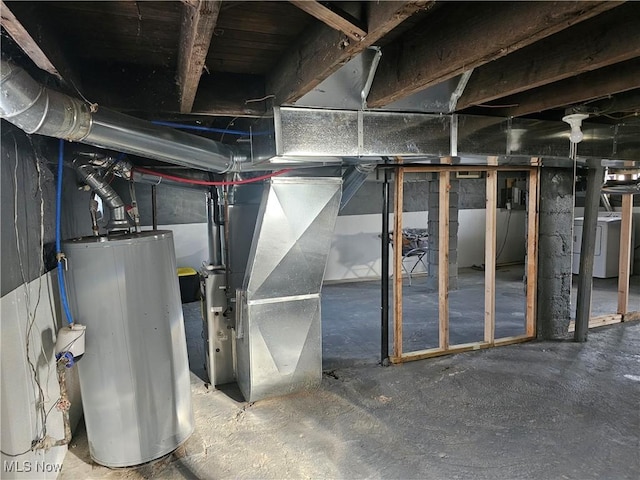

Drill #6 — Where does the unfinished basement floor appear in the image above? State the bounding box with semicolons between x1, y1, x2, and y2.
60;273;639;480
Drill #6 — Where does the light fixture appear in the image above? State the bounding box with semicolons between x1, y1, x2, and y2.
562;113;589;143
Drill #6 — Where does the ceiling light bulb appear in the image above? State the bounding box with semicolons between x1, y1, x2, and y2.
562;113;589;144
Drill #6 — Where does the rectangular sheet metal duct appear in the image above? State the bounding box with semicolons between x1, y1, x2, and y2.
235;177;342;402
251;107;640;168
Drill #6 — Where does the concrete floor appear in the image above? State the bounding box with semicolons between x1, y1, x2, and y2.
60;271;640;479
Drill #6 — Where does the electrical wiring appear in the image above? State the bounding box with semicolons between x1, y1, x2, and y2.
133;166;293;186
1;135;49;457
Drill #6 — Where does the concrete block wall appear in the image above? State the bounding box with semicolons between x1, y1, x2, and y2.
537;168;574;339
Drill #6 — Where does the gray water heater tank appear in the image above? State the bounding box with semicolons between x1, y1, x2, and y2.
64;230;193;467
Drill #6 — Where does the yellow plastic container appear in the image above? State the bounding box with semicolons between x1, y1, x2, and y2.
177;267;199;303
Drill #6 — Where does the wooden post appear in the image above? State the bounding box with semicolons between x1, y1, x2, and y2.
574;162;605;342
525;168;539;337
484;170;497;344
439;171;450;350
393;167;405;359
617;194;633;315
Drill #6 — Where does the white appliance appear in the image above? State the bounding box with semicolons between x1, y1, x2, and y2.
573;212;634;278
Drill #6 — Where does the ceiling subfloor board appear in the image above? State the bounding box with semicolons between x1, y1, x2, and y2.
267;0;435;105
367;1;623;108
494;58;640;118
289;1;367;41
457;4;640;110
178;0;221;113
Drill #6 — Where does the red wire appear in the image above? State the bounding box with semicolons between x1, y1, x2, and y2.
133;166;292;186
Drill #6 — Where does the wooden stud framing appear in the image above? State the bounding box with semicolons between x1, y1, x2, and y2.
625;312;640;323
568;314;623;333
439;171;450;350
393;167;405;359
390;165;539;364
617;194;633;315
526;168;540;337
484;170;497;344
390;335;532;364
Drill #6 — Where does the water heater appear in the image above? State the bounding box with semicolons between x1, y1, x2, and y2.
64;231;193;467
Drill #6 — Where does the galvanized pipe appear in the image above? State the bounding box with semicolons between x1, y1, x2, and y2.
151;185;158;230
0;58;244;173
207;190;224;266
73;159;130;232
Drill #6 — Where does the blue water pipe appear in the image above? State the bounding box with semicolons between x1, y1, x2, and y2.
56;140;74;325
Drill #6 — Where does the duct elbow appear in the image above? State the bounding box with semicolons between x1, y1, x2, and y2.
73;159;130;233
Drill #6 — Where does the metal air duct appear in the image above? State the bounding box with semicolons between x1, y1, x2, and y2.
236;176;342;401
73;158;130;232
0;58;245;172
340;162;376;210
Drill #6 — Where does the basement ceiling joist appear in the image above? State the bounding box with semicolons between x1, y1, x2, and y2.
1;0;83;91
491;58;640;118
177;0;221;113
267;0;435;105
288;1;367;41
1;1;638;124
366;1;623;107
456;3;640;111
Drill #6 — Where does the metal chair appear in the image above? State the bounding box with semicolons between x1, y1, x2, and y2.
401;229;429;286
402;246;429;286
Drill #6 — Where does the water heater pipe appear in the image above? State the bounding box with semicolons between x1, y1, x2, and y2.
73;159;131;232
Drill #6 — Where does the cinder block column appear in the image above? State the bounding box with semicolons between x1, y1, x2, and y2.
427;175;459;291
537;168;574;339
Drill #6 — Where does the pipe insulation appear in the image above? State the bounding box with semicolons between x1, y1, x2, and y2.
0;59;244;172
73;159;130;232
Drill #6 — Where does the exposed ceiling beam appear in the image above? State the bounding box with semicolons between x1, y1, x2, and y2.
81;62;266;118
493;58;640;118
0;0;84;92
0;0;61;78
367;1;623;108
179;0;200;8
192;71;267;117
177;0;221;113
457;4;640;111
586;90;640;117
267;1;434;105
289;1;366;41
